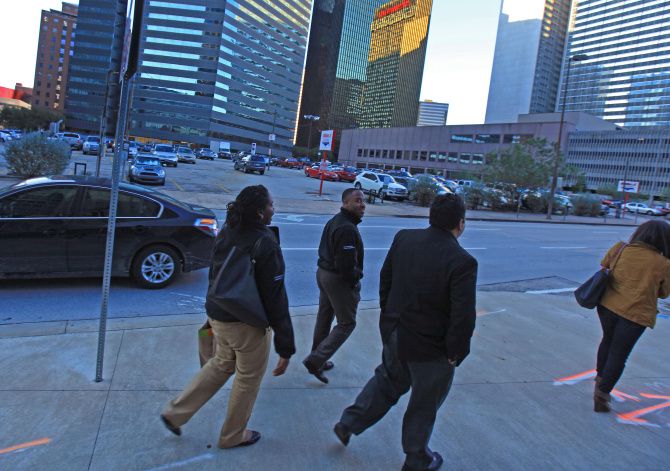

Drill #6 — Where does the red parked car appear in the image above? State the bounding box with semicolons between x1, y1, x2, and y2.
305;165;340;181
331;166;357;183
279;158;304;169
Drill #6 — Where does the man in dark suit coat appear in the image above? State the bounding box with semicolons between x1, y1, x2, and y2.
333;193;477;471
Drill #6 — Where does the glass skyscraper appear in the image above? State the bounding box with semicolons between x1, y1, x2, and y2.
129;0;311;157
296;0;386;151
64;0;128;133
359;0;433;129
485;0;573;124
560;0;670;127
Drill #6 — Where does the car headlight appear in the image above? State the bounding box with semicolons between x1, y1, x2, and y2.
157;169;166;176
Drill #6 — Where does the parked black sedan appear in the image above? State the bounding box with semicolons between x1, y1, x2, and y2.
0;176;218;288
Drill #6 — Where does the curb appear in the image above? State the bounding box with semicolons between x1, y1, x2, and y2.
465;216;637;227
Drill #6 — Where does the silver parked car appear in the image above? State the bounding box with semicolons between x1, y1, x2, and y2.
152;144;179;167
176;146;196;164
128;155;166;186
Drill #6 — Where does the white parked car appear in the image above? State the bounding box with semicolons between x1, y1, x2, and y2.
0;131;12;142
56;132;83;149
82;136;101;155
624;202;664;216
152;144;178;167
354;171;409;200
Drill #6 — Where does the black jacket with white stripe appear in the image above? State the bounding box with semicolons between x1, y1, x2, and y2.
317;209;364;288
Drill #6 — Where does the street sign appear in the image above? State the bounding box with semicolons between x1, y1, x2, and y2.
269;133;276;142
251;142;256;155
319;130;335;151
618;180;639;193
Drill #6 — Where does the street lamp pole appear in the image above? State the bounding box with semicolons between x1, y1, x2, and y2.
304;114;320;161
96;70;119;177
547;54;589;219
269;107;277;158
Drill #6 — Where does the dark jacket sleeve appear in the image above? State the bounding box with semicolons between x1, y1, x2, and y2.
445;255;478;366
380;231;401;314
254;237;296;359
332;225;362;286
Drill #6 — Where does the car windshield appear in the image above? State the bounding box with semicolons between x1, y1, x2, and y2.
344;167;356;172
178;147;193;153
251;156;265;162
135;157;160;166
154;145;173;152
379;175;396;184
128;142;138;148
87;137;100;142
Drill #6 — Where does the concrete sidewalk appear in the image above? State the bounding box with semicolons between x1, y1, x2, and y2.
1;292;668;470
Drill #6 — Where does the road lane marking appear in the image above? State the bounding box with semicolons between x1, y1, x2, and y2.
540;246;588;250
0;438;52;455
170;178;185;191
216;183;231;194
145;453;215;471
526;287;577;295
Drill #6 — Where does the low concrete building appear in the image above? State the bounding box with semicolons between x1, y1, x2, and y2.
567;128;670;197
339;112;614;177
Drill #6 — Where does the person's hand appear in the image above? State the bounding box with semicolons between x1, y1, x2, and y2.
273;357;290;376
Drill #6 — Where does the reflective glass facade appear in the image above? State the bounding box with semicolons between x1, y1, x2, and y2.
64;0;128;133
130;0;311;157
296;0;386;151
486;0;572;124
561;0;670;127
417;100;448;126
359;0;433;129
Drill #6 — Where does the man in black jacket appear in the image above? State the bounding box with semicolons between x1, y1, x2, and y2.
334;194;477;471
304;188;366;383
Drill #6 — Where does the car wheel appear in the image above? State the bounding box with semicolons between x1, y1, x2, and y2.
354;182;362;190
647;211;654;216
131;245;181;289
260;171;265;175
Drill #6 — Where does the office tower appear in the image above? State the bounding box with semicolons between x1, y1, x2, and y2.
129;0;311;157
296;0;386;151
417;100;448;126
485;0;573;124
32;2;78;112
359;0;434;129
559;0;670;127
64;0;128;133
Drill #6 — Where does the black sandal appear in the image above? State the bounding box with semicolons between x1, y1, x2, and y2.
235;430;261;447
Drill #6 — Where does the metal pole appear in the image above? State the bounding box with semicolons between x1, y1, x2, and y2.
270;107;276;158
307;120;313;161
648;142;662;207
548;58;572;220
622;154;630;218
96;70;115;177
95;75;131;383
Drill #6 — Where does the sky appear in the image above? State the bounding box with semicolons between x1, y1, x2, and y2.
0;0;502;125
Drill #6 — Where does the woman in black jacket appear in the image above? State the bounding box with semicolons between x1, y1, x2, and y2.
161;185;295;448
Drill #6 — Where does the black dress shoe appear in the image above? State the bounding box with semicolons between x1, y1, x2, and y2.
322;361;334;371
235;430;261;447
401;452;444;471
160;414;181;436
333;422;351;446
303;359;329;384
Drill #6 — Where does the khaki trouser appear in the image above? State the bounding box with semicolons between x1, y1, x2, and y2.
162;319;271;448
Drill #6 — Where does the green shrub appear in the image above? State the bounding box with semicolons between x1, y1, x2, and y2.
572;195;602;217
5;133;71;177
413;182;436;207
463;186;486;210
525;192;547;213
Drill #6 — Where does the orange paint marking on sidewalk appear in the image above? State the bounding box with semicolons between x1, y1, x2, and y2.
0;438;51;455
553;369;596;385
611;389;640;402
617;394;670;425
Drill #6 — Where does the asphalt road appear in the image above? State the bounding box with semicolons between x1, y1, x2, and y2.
0;148;639;324
0;213;636;324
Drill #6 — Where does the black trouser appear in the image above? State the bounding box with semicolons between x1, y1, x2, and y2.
340;329;455;471
596;305;646;394
306;268;361;368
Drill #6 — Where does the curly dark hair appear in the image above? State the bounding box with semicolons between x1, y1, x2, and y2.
225;185;271;228
629;220;670;259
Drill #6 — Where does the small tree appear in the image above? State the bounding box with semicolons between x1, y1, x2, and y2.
0;108;63;131
5;132;71;177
